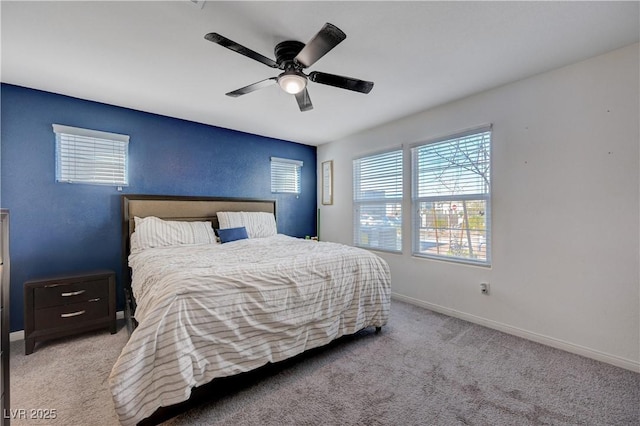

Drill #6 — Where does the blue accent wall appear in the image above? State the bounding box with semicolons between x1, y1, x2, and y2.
1;83;317;332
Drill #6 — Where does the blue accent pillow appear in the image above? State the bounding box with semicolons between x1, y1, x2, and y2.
218;226;249;243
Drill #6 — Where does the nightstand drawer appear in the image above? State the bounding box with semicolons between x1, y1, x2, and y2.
34;279;108;308
34;298;108;330
24;269;116;355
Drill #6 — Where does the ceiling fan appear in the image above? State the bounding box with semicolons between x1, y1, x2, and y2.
204;23;374;112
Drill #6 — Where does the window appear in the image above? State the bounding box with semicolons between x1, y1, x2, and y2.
271;157;302;194
353;149;403;252
53;124;129;187
411;127;491;265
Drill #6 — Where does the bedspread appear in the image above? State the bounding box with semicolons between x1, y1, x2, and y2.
109;235;391;425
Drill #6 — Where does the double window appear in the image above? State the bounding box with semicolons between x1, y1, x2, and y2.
353;149;403;252
352;126;491;266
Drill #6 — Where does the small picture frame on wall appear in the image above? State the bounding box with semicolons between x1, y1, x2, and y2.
322;160;333;205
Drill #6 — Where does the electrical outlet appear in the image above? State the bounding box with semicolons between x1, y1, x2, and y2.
480;282;490;295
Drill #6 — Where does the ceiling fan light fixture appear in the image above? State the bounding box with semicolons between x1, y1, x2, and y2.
206;23;374;111
278;71;307;94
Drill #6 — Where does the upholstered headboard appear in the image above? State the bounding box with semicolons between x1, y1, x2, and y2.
121;194;276;292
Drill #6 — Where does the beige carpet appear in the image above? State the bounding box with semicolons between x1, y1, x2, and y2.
10;300;640;425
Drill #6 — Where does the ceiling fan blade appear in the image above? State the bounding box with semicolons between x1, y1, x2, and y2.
205;33;278;68
294;23;346;68
295;88;313;112
226;77;277;97
308;71;374;94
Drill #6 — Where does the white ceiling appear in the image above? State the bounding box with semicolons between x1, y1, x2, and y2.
1;1;638;146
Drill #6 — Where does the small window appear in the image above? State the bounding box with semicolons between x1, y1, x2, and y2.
411;126;491;265
53;124;129;187
353;149;403;252
270;157;303;194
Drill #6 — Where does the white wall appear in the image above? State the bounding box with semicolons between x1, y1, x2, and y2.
318;43;640;371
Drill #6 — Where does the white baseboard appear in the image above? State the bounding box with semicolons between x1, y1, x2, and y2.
9;330;23;343
10;310;126;343
391;292;640;373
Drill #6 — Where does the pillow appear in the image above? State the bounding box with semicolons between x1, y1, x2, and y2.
217;226;249;244
217;211;277;238
131;216;217;252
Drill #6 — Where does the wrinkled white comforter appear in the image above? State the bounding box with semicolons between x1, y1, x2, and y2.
109;235;391;425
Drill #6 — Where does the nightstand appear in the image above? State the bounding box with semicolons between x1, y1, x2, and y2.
24;270;116;355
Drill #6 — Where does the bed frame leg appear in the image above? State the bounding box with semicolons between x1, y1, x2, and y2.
375;326;382;334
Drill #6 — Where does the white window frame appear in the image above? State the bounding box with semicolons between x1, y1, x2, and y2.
270;157;303;194
353;148;403;253
411;126;491;265
53;124;129;187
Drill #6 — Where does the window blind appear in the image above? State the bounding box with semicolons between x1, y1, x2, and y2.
53;124;129;187
414;130;490;198
353;149;403;252
411;127;491;265
270;157;303;194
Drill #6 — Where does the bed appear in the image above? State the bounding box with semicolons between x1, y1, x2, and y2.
109;194;391;425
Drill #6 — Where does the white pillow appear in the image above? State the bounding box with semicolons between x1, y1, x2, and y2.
217;211;277;239
131;216;217;252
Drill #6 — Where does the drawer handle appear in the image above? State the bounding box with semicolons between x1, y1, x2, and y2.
88;298;101;303
61;290;85;297
60;310;85;318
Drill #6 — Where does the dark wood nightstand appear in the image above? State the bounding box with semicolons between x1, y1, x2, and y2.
24;270;116;355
